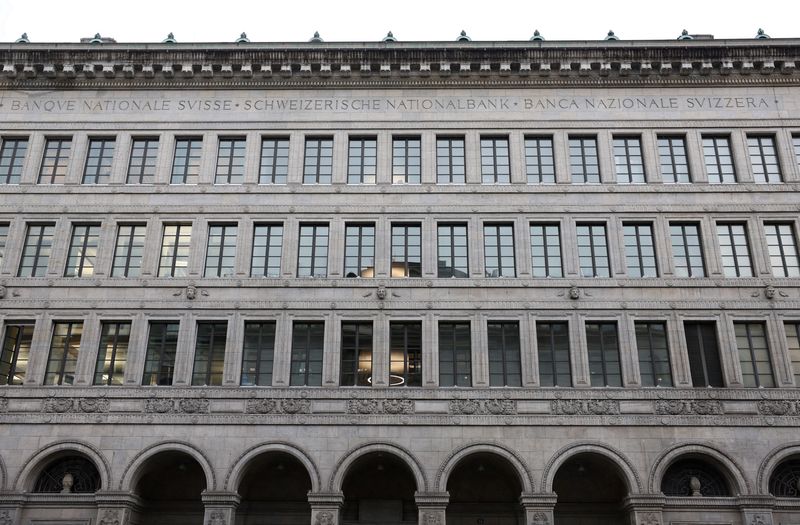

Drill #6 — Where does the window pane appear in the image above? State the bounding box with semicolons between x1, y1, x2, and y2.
537;322;571;386
45;322;83;385
83;138;116;184
586;322;621;387
624;223;657;277
438;224;469;278
484;224;516;277
569;136;599;184
716;223;753;277
0;137;28;184
171;138;202;184
747;135;782;183
487;322;521;386
344;224;376;278
392;224;422;277
530;224;562;277
392;137;421;184
577;224;610;277
93;322;130;385
192;322;227;386
18;224;55;277
303;138;333;184
670;223;705;278
39;138;72;184
290;322;324;386
784;322;800;385
735;322;774;388
241;321;276;386
297;224;329;277
613;137;645;183
481;137;511;184
0;323;34;385
259;137;290;184
658;136;691;183
525;136;555;184
64;224;101;277
703;136;736;184
158;224;192;277
251;224;283;277
436;137;466;184
142;322;179;385
390;322;422;387
112;224;146;277
439;322;471;387
205;224;238;278
127;138;159;184
635;322;672;387
215;138;246;184
765;223;800;277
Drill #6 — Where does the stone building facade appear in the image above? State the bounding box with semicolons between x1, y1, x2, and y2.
0;33;799;525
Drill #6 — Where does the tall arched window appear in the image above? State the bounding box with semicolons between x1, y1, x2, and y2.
770;459;800;497
33;455;101;493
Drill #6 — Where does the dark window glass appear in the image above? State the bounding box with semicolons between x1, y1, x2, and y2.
785;322;800;385
735;322;774;388
769;459;800;497
204;224;238;278
142;322;179;386
158;224;192;277
33;456;101;493
39;138;72;184
703;136;736;183
297;224;329;277
480;136;511;183
484;224;516;277
303;137;333;184
586;322;621;387
437;224;469;278
537;322;571;387
439;322;472;387
488;321;521;386
525;136;555;184
192;322;227;386
0;223;8;269
259;137;290;184
18;224;55;277
0;137;28;184
613;136;645;183
82;138;116;184
436;137;466;184
290;321;324;386
658;136;691;183
765;223;800;277
64;224;101;277
391;224;422;277
348;137;377;184
530;224;562;278
93;322;130;385
171;137;202;184
661;460;730;497
45;321;83;385
577;224;610;278
624;223;658;277
126;138;159;184
251;224;283;277
636;322;673;387
390;322;422;387
344;224;375;278
215;137;246;184
684;322;724;387
0;322;34;385
392;137;421;184
241;321;276;386
670;223;705;278
340;321;373;387
111;224;146;278
717;223;753;277
747;135;782;183
569;136;599;183
793;135;800;168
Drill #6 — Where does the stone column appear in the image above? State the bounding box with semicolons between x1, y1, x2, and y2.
201;490;240;525
94;491;142;525
519;493;557;525
415;491;448;525
738;496;775;525
308;491;344;525
0;494;24;525
622;494;665;525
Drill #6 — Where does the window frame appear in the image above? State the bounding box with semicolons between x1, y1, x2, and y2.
530;223;563;278
483;223;516;278
669;222;706;278
0;321;34;385
18;223;55;277
392;136;421;184
735;321;775;388
297;223;329;278
569;136;600;184
623;222;658;278
716;222;753;278
111;224;147;278
635;321;673;387
657;135;692;184
524;135;555;184
204;223;238;278
764;222;800;277
158;223;193;278
241;320;277;386
82;137;116;184
170;137;202;184
437;223;469;278
93;321;131;386
214;137;247;184
536;321;572;387
576;223;610;278
38;137;72;184
702;135;737;184
391;223;422;277
347;136;377;184
585;321;622;387
44;321;83;386
126;137;159;184
142;321;180;386
0;136;29;184
251;223;284;278
344;223;376;278
480;136;511;184
747;134;782;184
438;321;472;387
192;321;228;386
259;136;290;184
612;136;646;184
289;321;325;386
389;321;423;387
303;137;334;184
64;223;101;278
436;136;466;184
487;320;522;387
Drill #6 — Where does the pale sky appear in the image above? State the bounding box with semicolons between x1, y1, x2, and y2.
0;0;796;43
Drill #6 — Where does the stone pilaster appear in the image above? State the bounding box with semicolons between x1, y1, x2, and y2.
415;491;449;525
94;491;142;525
201;490;240;525
520;492;557;525
622;494;665;525
738;496;775;525
308;491;344;525
0;494;24;525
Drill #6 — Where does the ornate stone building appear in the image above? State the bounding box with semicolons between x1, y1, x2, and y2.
0;29;799;525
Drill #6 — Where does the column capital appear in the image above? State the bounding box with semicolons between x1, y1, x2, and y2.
622;493;667;510
520;492;558;507
414;491;449;506
94;490;143;508
201;490;241;507
307;491;344;506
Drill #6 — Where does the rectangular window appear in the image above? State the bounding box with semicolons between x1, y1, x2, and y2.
259;137;290;184
747;135;782;183
717;223;753;277
241;321;276;386
171;137;202;184
64;224;101;277
577;224;610;278
530;224;563;278
0;222;8;268
340;322;373;387
0;137;28;184
537;321;571;387
204;224;237;278
45;321;83;385
658;136;691;183
703;136;736;183
623;223;658;277
586;322;622;387
126;138;159;184
784;322;800;385
390;322;422;387
635;322;673;387
39;138;72;184
158;224;192;277
524;136;555;184
18;224;55;277
93;322;130;386
487;321;521;386
437;223;469;278
0;322;34;385
480;136;511;184
142;321;179;386
251;224;283;278
215;137;246;184
303;137;333;184
392;137;421;184
347;137;377;184
111;224;146;278
391;224;422;277
793;135;800;168
670;223;705;277
290;321;324;386
765;223;800;277
735;322;774;388
344;223;375;278
438;322;472;387
484;224;516;277
82;138;116;184
569;136;600;183
613;136;645;183
684;322;724;387
192;322;227;386
297;224;329;277
436;137;466;184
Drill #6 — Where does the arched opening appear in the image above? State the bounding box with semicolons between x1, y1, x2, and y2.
236;451;312;524
770;457;800;497
661;457;731;497
32;454;101;493
553;453;629;525
133;451;207;525
446;453;524;525
341;452;417;524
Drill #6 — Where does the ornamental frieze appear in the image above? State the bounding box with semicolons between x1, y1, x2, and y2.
551;399;619;415
756;400;797;415
245;398;311;414
346;398;414;415
144;397;210;414
654;399;724;416
449;398;517;415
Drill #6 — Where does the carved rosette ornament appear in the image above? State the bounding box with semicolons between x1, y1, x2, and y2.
245;398;311;414
179;398;210;414
551;399;619;415
0;397;8;413
640;512;660;525
0;285;6;299
315;511;335;525
78;398;110;413
422;511;443;525
532;511;550;525
749;514;771;525
654;399;723;415
757;400;795;415
99;509;121;525
449;398;517;415
207;510;226;525
145;398;174;413
0;511;13;525
43;398;75;413
144;398;210;414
